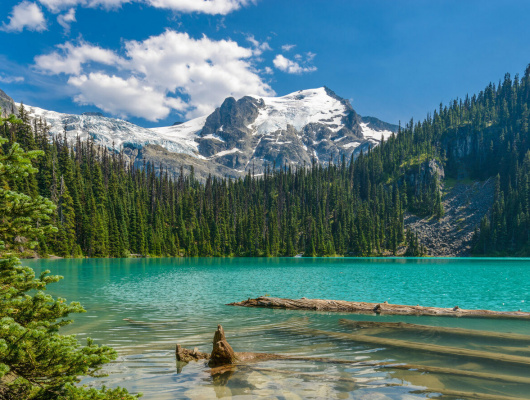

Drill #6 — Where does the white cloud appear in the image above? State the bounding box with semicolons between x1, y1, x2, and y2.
38;0;131;12
68;73;186;121
124;31;273;118
273;54;316;74
37;0;252;14
281;44;295;52
35;30;274;121
263;66;273;75
57;8;76;32
146;0;253;15
35;42;121;74
0;75;25;83
246;35;271;56
1;1;47;32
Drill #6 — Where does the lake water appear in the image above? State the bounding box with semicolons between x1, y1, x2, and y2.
28;257;530;399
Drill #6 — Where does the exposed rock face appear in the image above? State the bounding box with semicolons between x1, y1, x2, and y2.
0;89;17;116
209;325;237;367
402;159;445;192
405;179;495;256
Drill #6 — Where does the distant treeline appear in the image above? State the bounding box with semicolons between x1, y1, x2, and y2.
1;65;530;257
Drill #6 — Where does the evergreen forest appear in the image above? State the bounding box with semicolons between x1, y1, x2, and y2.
2;65;530;258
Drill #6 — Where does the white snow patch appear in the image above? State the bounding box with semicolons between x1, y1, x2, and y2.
360;122;393;141
201;133;225;142
210;148;241;158
23;103;203;156
150;116;207;154
248;87;347;135
342;142;361;149
312;138;328;145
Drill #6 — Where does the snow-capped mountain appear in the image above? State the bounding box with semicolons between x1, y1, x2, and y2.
21;105;204;156
19;87;398;179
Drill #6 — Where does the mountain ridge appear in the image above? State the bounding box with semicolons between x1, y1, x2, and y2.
8;87;398;179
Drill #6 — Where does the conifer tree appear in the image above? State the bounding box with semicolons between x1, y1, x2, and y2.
0;114;138;399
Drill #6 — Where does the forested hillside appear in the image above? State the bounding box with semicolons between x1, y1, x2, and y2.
1;65;530;258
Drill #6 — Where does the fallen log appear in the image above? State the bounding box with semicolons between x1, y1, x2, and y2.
339;319;530;342
228;297;530;319
282;327;530;367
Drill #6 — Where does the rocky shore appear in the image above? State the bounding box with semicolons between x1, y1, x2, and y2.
405;179;495;256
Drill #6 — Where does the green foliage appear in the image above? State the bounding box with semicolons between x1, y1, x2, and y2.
0;256;134;399
0;113;138;399
0;132;56;252
403;229;425;256
5;116;447;258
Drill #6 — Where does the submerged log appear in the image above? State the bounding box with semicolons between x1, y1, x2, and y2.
229;297;530;319
377;362;530;385
251;367;526;400
230;297;530;319
339;319;530;342
283;327;530;367
412;388;526;400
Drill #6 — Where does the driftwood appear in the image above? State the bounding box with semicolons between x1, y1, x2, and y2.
339;319;530;342
282;327;530;367
176;325;287;370
229;297;530;319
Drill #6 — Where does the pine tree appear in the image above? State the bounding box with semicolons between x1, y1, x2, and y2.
0;122;137;399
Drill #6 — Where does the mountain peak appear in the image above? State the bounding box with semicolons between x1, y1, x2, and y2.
12;86;396;179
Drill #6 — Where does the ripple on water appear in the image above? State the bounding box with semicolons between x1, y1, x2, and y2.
27;257;530;399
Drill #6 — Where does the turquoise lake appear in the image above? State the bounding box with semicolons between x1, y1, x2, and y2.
28;257;530;399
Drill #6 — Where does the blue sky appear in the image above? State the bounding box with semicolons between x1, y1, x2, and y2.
1;0;529;128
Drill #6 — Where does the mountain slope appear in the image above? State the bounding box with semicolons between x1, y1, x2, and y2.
20;87;397;178
0;89;17;116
